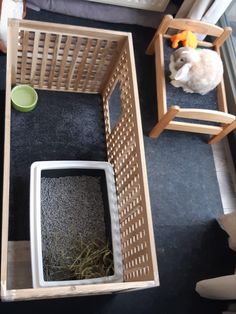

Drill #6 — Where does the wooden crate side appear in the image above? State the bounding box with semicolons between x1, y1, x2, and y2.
15;19;130;40
168;17;225;37
9;19;126;93
1;20;17;299
2;241;156;301
102;37;159;284
3;280;156;302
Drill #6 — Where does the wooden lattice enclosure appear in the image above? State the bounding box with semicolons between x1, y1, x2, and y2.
1;19;159;301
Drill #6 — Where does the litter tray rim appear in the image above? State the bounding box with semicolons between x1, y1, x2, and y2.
30;160;123;288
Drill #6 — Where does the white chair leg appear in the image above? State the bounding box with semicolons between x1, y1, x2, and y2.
196;275;236;300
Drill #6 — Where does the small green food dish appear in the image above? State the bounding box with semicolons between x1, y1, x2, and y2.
11;85;38;112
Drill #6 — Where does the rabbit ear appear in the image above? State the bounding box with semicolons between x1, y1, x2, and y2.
174;63;192;81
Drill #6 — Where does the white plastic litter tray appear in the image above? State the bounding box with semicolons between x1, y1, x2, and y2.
30;160;123;288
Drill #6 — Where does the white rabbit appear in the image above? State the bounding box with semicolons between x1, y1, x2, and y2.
169;47;223;95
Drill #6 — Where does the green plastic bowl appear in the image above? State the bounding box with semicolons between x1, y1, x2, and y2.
11;85;38;112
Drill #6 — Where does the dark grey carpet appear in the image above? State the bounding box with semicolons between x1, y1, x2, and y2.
0;7;235;314
9;91;106;239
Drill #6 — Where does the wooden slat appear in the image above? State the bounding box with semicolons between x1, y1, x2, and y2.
155;34;167;119
21;30;29;83
95;40;115;93
215;46;229;113
217;79;228;113
208;119;236;144
73;38;92;91
8;23;19;85
81;39;101;91
7;241;32;290
213;27;232;49
1;22;14;298
11;18;128;41
48;34;61;89
168;18;225;37
56;36;72;89
39;33;50;88
167;121;222;135
30;32;40;84
2;281;156;302
176;108;235;124
65;37;82;89
149;106;180;138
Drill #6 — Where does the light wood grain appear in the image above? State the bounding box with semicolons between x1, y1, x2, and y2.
209;120;236;144
167;121;222;135
168;18;225;37
155;35;167;119
102;36;159;284
149;106;179;138
7;241;32;290
1;19;15;299
11;19;126;93
3;280;156;302
213;27;232;49
39;33;50;88
176;109;235;123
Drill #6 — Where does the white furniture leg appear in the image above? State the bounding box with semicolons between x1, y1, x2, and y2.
196;275;236;300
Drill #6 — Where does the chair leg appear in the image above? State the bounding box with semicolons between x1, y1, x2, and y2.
149;106;180;138
208;119;236;144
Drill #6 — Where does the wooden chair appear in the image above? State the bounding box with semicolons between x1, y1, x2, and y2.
146;15;236;144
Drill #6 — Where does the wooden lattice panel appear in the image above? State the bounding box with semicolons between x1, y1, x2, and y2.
10;19;125;93
103;41;157;282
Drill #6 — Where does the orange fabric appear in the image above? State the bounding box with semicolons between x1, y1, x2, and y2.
170;31;198;49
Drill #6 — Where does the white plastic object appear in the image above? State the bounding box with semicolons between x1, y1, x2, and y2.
30;160;123;288
0;0;24;52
